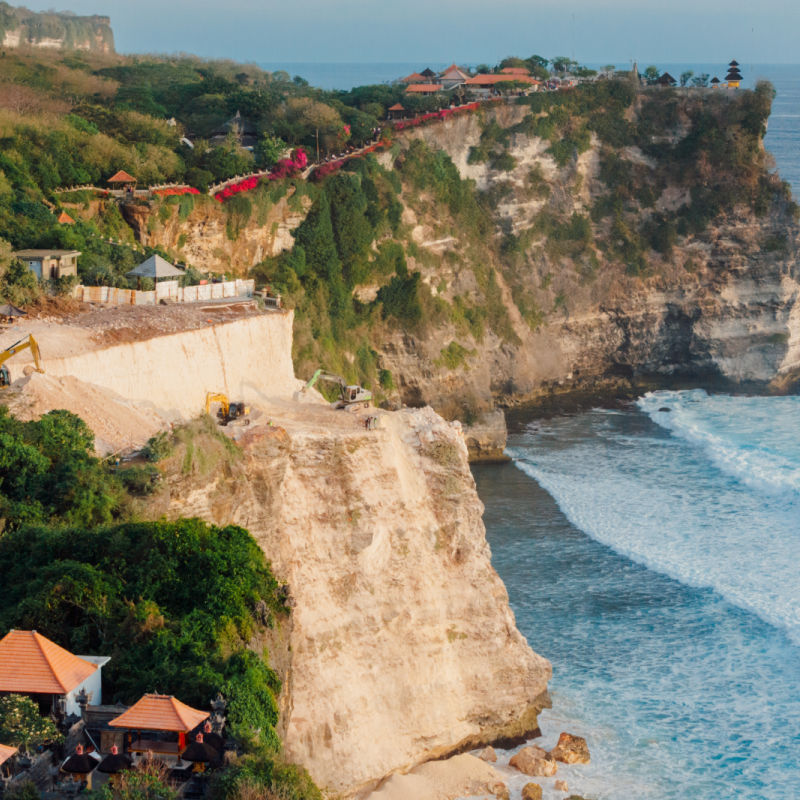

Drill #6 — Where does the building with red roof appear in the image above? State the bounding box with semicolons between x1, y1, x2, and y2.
405;83;443;94
439;64;470;89
399;72;426;84
0;630;109;716
109;694;210;756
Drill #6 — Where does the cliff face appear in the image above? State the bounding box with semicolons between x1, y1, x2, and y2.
109;90;800;417
121;189;310;274
8;306;551;796
378;96;800;409
148;406;550;796
0;3;114;53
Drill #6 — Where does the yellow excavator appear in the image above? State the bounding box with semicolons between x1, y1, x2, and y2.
0;334;43;387
204;392;250;426
303;369;372;409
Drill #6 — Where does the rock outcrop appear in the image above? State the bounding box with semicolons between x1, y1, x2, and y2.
149;405;551;795
121;189;310;274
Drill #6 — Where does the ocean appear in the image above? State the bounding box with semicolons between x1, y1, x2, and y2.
469;67;800;799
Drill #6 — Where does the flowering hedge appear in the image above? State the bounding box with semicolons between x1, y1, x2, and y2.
153;186;200;197
215;148;308;202
392;101;483;130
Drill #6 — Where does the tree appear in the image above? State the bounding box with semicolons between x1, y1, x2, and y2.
475;64;491;74
551;57;577;74
680;70;694;87
0;694;62;754
254;134;286;169
692;73;710;88
101;759;178;800
643;65;660;84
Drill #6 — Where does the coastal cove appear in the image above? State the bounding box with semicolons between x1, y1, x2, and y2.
476;392;800;799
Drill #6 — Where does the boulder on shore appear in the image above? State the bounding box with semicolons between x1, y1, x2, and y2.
509;745;557;777
490;781;510;800
550;732;590;764
478;745;498;763
521;783;543;800
554;779;569;792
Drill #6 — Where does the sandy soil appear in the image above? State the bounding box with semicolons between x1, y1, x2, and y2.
363;754;504;800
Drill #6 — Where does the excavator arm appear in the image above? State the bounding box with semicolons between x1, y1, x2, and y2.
205;392;230;418
0;334;44;386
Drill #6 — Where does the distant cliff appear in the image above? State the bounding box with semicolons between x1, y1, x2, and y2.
0;2;114;53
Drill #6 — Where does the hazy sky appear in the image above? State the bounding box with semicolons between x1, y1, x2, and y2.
19;0;800;65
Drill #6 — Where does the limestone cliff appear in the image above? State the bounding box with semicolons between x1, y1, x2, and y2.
146;405;550;796
106;88;800;421
121;188;310;274
5;308;551;796
378;95;800;410
0;3;114;52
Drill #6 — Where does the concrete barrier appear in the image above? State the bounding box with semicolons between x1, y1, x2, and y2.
74;279;254;307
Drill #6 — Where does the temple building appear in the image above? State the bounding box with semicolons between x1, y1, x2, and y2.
0;630;109;716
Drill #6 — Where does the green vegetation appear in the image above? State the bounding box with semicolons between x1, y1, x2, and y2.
0;694;61;753
0;398;318;796
0;408;126;530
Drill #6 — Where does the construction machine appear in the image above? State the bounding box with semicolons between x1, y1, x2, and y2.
303;369;372;409
0;334;43;387
204;392;250;426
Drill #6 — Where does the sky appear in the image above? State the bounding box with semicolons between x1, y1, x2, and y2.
17;0;800;65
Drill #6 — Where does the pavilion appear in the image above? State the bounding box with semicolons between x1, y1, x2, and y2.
126;255;184;285
0;630;109;717
107;170;137;191
387;103;406;120
109;694;209;758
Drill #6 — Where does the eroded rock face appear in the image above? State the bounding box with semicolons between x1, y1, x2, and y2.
550;732;591;765
152;406;551;796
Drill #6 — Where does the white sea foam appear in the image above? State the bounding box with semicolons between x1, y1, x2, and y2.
637;390;800;496
509;394;800;644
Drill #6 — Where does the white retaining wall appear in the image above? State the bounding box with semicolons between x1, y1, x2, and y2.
74;279;255;306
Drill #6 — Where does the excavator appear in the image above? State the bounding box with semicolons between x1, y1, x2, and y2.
303;369;372;409
204;392;250;426
0;334;44;387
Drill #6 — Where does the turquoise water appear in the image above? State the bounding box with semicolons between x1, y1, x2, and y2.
474;392;800;798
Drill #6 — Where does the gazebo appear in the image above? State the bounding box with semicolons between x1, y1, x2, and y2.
387;103;406;120
125;255;184;286
107;170;137;192
109;694;209;759
711;77;721;88
57;211;75;225
656;72;677;87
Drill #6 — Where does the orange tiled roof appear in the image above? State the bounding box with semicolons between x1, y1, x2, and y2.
465;74;536;86
388;103;405;111
0;630;99;694
405;84;443;93
107;170;136;183
57;211;75;224
0;744;17;766
109;694;209;733
400;72;426;83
